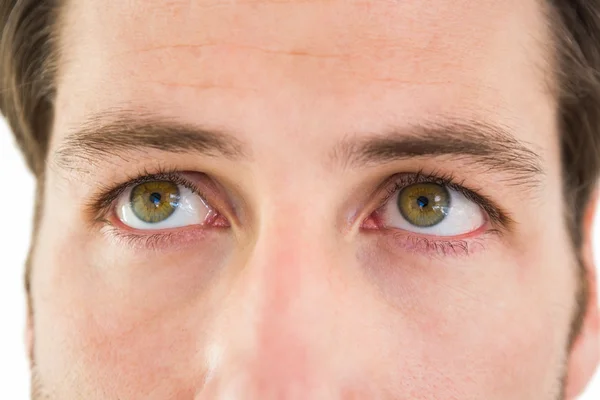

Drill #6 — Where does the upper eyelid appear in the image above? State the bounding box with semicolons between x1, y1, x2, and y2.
85;171;210;223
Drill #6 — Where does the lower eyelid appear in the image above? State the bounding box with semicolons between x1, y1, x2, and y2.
100;220;223;252
377;227;497;257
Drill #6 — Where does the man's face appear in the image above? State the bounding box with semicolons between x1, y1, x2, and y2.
29;0;592;398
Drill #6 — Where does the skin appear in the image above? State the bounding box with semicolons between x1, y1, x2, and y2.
27;0;599;399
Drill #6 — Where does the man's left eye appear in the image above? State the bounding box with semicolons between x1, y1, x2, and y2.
380;183;485;236
116;180;213;230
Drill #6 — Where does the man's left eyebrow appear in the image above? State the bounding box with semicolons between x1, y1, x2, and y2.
331;120;545;189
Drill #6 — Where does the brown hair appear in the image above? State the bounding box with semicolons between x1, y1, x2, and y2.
1;0;61;300
1;1;599;329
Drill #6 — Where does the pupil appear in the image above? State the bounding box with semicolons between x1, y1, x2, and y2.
149;192;162;206
416;196;429;209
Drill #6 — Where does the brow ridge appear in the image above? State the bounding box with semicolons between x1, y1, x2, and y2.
53;111;249;171
332;120;544;189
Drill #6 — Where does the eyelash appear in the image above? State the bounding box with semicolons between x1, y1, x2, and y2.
88;166;207;223
88;167;510;254
375;169;510;227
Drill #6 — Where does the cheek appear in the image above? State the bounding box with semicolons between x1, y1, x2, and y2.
356;235;574;397
30;219;233;397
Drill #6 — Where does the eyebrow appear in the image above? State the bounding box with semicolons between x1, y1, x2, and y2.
55;112;544;191
332;120;544;189
54;111;249;171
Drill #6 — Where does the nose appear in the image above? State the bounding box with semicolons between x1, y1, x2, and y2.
196;217;362;399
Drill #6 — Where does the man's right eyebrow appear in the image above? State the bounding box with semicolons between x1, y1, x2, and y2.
53;112;250;172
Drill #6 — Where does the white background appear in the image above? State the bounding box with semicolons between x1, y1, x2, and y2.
1;119;599;399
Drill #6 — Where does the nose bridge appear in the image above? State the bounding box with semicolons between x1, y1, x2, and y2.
247;186;338;325
254;213;325;314
202;207;341;398
245;208;334;351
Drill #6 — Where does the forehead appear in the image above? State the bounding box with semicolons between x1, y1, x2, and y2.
54;0;553;153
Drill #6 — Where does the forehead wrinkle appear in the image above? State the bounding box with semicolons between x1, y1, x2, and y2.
134;79;262;94
60;0;550;91
114;42;354;60
121;44;460;94
67;0;541;61
107;39;492;97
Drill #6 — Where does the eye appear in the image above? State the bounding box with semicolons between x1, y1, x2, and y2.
116;180;213;230
380;182;485;236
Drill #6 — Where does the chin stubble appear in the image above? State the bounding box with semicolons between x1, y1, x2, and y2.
28;358;571;400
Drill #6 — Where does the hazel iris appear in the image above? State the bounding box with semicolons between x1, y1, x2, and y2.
397;183;450;227
130;181;180;223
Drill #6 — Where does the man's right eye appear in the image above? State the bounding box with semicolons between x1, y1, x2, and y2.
116;180;215;230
